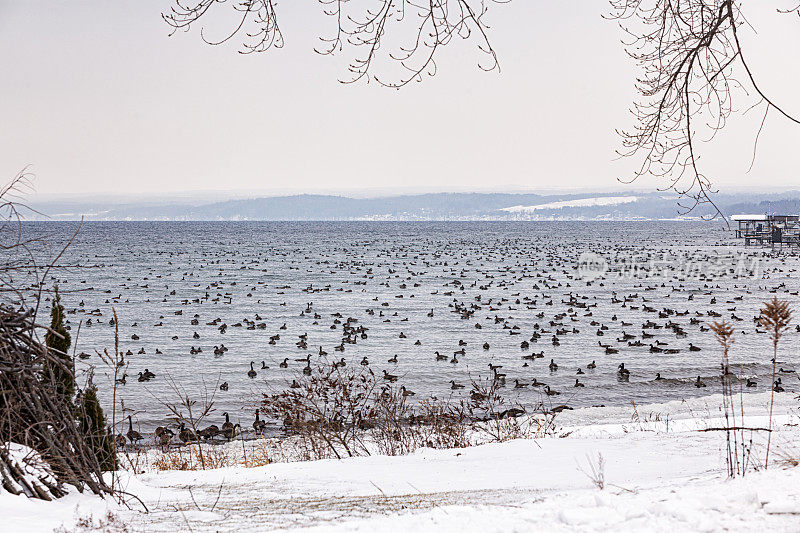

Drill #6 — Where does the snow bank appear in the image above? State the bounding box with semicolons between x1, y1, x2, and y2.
8;392;800;532
502;196;640;213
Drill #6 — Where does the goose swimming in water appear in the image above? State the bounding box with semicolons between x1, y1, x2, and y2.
450;380;465;390
247;361;257;378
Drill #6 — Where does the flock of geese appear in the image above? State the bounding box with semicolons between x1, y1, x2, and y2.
48;225;799;444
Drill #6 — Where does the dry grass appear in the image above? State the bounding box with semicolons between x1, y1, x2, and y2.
150;442;272;472
53;511;129;533
242;443;272;468
152;451;192;471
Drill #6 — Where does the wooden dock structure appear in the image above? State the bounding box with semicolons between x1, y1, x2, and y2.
732;214;800;248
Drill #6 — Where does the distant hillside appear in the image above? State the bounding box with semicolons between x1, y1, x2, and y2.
25;191;800;221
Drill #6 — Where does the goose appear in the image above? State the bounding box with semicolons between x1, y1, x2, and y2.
746;378;757;388
178;423;197;444
383;370;398;382
279;358;289;368
574;379;585;388
388;354;398;363
544;385;560;396
617;363;630;377
155;427;174;449
126;416;142;444
695;376;706;388
360;356;370;366
655;373;663;381
223;423;240;441
219;381;229;391
689;343;701;352
499;408;525;419
450;380;465;390
549;359;558;372
514;379;529;389
247;361;257;378
198;425;220;440
576;368;584;375
400;386;415;397
253;411;267;435
222;412;234;435
586;360;596;369
261;361;269;370
773;378;785;393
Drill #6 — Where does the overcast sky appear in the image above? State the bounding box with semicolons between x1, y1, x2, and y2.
1;1;799;198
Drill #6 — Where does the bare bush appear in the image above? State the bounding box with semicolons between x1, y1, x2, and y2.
262;357;537;460
758;297;793;468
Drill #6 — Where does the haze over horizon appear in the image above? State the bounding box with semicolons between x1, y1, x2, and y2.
2;1;799;197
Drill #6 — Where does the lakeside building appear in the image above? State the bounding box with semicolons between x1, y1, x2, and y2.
731;214;800;247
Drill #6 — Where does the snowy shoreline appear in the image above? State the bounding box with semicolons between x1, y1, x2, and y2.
4;389;799;532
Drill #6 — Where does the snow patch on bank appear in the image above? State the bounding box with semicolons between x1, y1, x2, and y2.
502;196;640;213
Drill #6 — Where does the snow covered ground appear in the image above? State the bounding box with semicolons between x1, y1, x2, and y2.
4;390;800;532
501;196;640;212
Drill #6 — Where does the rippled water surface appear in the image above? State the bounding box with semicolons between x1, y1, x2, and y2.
21;221;800;432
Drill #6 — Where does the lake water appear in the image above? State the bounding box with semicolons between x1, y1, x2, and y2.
17;221;800;434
